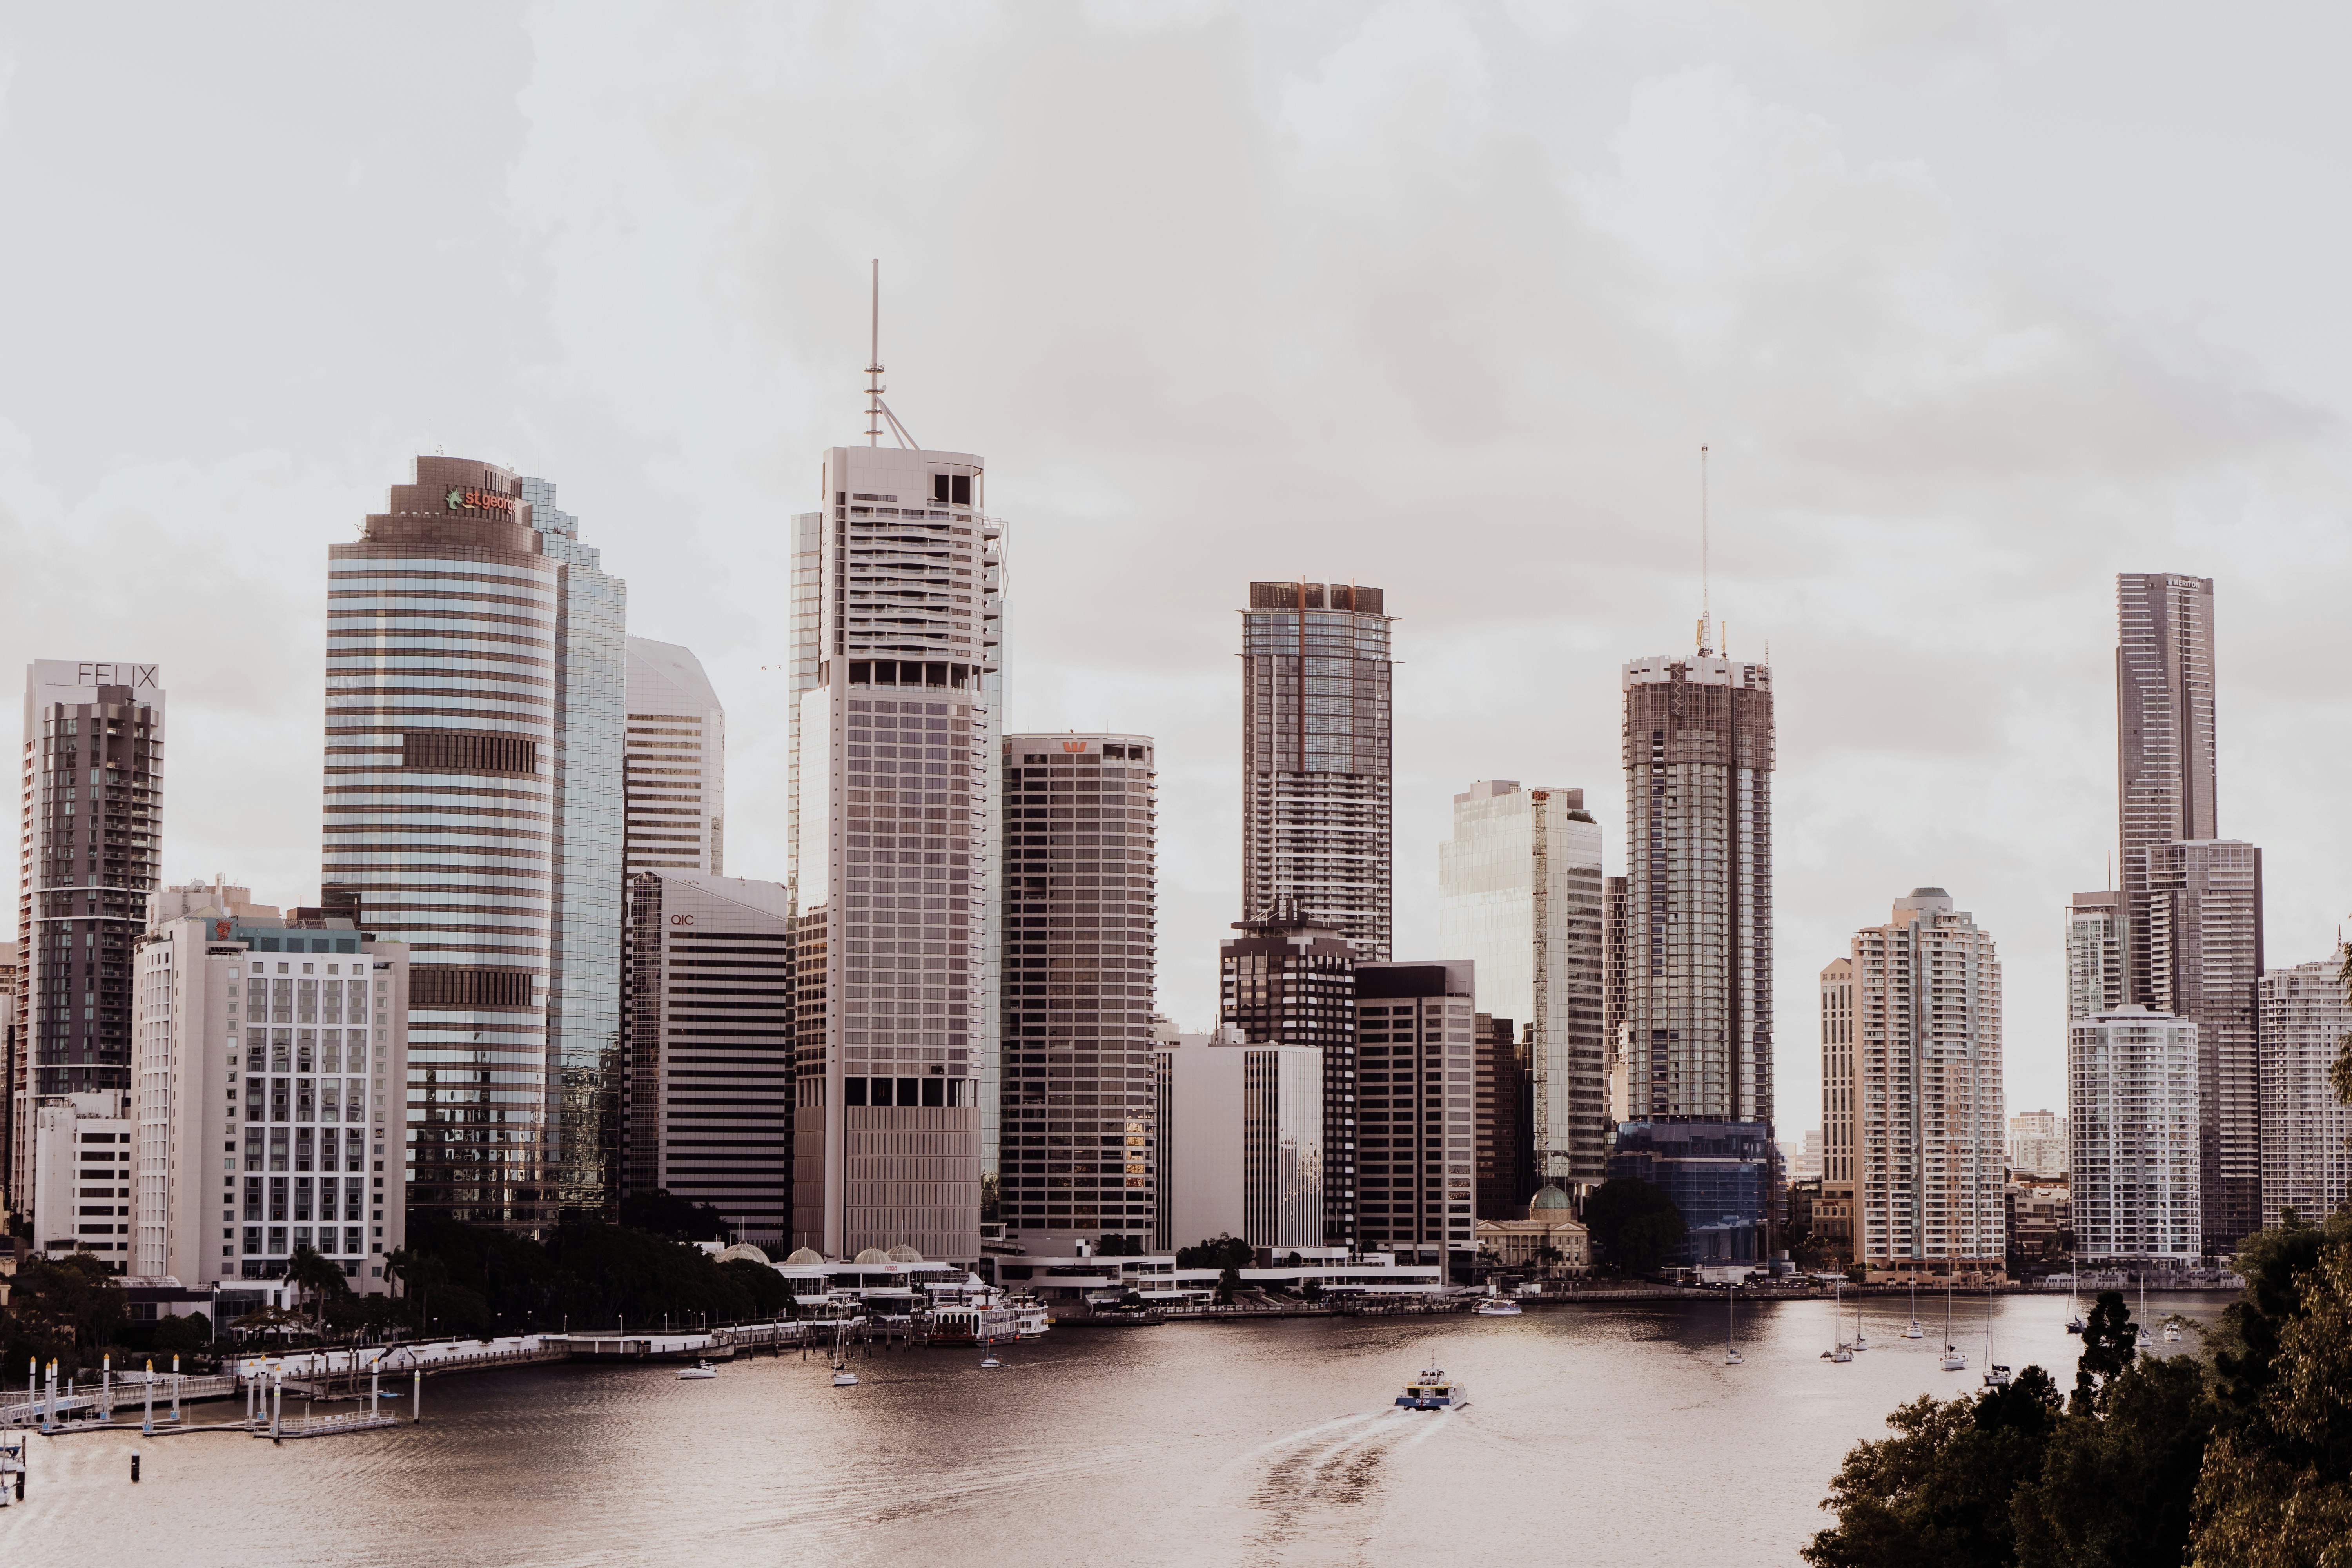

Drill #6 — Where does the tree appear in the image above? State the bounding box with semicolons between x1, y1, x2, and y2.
287;1244;352;1325
2072;1290;2137;1412
0;1254;126;1371
1581;1178;1686;1277
2330;942;2352;1106
618;1188;732;1243
1177;1234;1254;1272
1301;1280;1325;1304
2011;1355;2214;1568
152;1312;212;1353
1214;1267;1238;1307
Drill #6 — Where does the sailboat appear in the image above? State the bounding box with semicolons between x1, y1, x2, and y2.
1821;1278;1854;1363
831;1314;859;1388
1982;1295;2011;1387
2065;1250;2085;1334
1939;1275;1968;1372
1903;1276;1925;1339
2135;1272;2154;1345
1724;1287;1743;1366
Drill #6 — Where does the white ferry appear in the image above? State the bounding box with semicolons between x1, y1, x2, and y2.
1396;1368;1469;1411
1471;1298;1523;1316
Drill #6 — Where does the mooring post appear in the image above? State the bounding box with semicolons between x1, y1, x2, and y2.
171;1355;182;1425
271;1375;283;1443
412;1368;421;1424
143;1359;154;1436
130;1450;140;1484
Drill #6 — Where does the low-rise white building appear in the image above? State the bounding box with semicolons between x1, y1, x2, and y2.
32;1091;134;1265
133;887;409;1292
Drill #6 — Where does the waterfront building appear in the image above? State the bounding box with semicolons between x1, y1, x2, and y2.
14;660;166;1227
2115;572;2217;1006
1474;1011;1532;1221
1352;960;1478;1269
1437;780;1605;1186
32;1091;131;1265
622;873;794;1247
1820;956;1855;1259
1845;889;2005;1283
1617;650;1777;1244
1219;906;1358;1247
991;1247;1443;1305
2009;1109;2070;1178
2070;1005;2201;1263
624;637;726;876
131;887;410;1289
1605;1120;1773;1265
0;939;16;1222
995;732;1158;1255
1152;1031;1323;1253
786;440;1001;1265
2066;891;2125;1019
2131;837;2264;1253
320;457;627;1231
1240;582;1393;959
1473;1184;1590;1274
2257;953;2352;1230
2006;1177;2071;1271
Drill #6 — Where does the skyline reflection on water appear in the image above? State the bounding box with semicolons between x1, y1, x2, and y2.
9;1292;2216;1567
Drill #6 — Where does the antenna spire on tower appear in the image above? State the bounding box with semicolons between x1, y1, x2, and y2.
861;259;922;450
1696;444;1714;656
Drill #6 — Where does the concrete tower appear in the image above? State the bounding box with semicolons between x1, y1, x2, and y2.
624;637;726;877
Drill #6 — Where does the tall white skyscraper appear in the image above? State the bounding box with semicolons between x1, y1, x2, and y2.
2257;952;2351;1230
322;457;626;1231
1241;582;1393;958
2071;1005;2201;1261
788;438;1002;1264
2066;891;2125;1020
1845;889;2005;1281
15;659;166;1231
1437;780;1605;1186
624;637;726;876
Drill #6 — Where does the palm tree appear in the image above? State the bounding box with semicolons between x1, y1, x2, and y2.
286;1245;350;1330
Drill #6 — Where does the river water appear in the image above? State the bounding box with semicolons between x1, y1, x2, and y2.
7;1291;2218;1566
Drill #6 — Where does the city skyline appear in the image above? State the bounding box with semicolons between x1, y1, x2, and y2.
9;9;2352;1160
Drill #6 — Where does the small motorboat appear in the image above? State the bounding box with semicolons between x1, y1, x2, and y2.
2164;1322;2183;1343
677;1360;718;1381
979;1356;1001;1369
1395;1368;1469;1410
1472;1298;1522;1316
832;1369;859;1387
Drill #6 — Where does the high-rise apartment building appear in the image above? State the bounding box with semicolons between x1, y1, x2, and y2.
2066;891;2125;1019
1153;1032;1323;1253
1819;957;1855;1258
1352;960;1477;1267
0;939;17;1222
2071;1005;2201;1262
15;660;166;1228
995;732;1158;1253
1220;908;1357;1247
1473;1012;1532;1221
1616;650;1776;1247
1437;781;1605;1186
1844;889;2005;1281
321;457;625;1232
622;873;793;1246
1240;582;1392;958
787;443;1001;1264
2008;1110;2070;1178
2116;572;2217;1006
2257;953;2351;1230
134;891;409;1287
1604;873;1631;1115
624;638;726;877
2136;838;2263;1252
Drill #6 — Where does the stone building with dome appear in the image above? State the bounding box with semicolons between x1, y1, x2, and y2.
1472;1185;1589;1274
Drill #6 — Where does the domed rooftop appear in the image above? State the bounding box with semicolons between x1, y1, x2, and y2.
1528;1184;1572;1214
783;1247;824;1267
853;1247;892;1264
715;1242;770;1267
886;1244;924;1263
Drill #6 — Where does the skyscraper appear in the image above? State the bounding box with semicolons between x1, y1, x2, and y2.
2065;891;2125;1019
14;660;166;1225
2116;572;2217;1007
623;872;794;1246
1353;959;1478;1267
1154;1031;1323;1254
1843;889;2005;1283
1615;650;1776;1249
1220;907;1357;1247
1472;1011;1532;1222
1240;582;1392;958
624;637;726;876
787;442;1002;1264
2257;951;2352;1230
2071;1006;2201;1262
321;457;626;1231
1818;956;1855;1261
996;731;1158;1254
1437;780;1606;1187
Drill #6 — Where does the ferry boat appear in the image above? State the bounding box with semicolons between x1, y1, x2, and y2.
1471;1298;1522;1316
677;1361;718;1380
1011;1301;1052;1339
1396;1368;1469;1410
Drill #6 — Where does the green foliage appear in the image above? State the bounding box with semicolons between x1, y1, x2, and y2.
720;1257;788;1317
387;1215;780;1336
0;1254;126;1372
1177;1234;1254;1271
2331;944;2352;1107
2073;1290;2138;1411
617;1188;733;1243
2210;1205;2352;1422
2013;1355;2213;1566
1802;1368;2062;1568
1214;1266;1238;1307
1581;1178;1687;1277
152;1312;213;1352
286;1244;352;1318
1301;1280;1325;1303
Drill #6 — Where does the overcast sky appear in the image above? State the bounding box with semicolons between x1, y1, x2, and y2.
5;2;2348;1143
